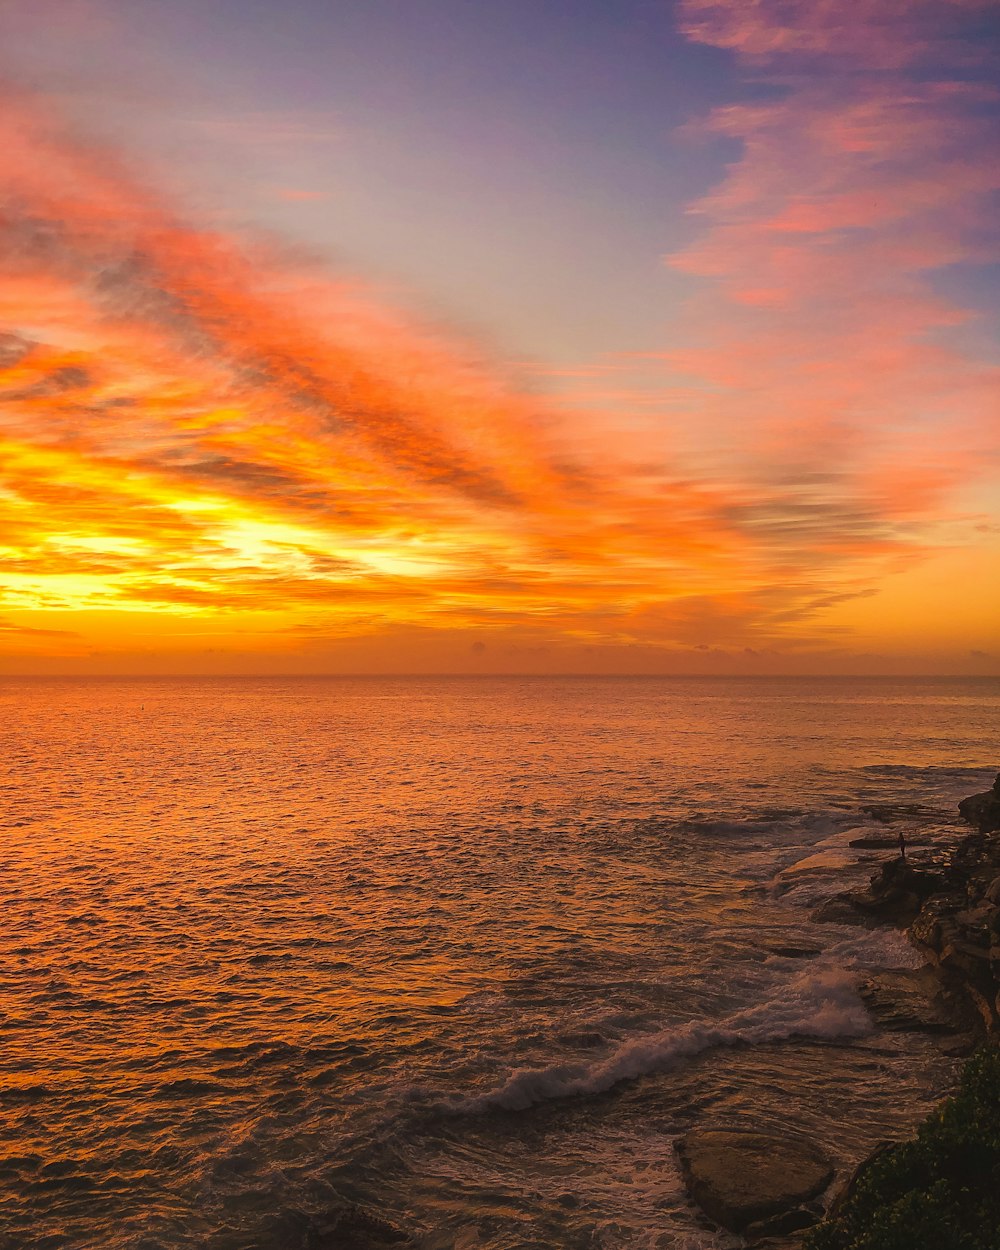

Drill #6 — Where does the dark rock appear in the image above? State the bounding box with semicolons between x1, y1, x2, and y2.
902;788;1000;1037
810;853;951;932
818;783;1000;1037
953;902;996;932
867;888;922;925
949;830;1000;885
743;1206;820;1239
824;1141;896;1221
936;1032;980;1057
675;1128;833;1233
858;969;962;1035
816;858;949;927
958;774;1000;833
868;858;946;900
909;891;966;957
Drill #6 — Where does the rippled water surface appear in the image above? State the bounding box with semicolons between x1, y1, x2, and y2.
2;676;999;1249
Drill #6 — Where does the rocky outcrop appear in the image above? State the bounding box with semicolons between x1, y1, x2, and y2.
958;772;1000;833
810;774;1000;1037
811;858;946;928
857;967;972;1039
899;778;1000;1035
675;1128;832;1236
677;775;1000;1243
906;831;1000;1036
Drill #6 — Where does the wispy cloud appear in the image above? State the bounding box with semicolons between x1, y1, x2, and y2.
1;0;998;673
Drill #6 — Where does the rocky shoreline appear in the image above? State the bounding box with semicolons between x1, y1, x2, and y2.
676;773;1000;1248
261;778;1000;1250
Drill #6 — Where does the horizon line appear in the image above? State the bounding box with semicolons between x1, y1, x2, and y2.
3;671;999;681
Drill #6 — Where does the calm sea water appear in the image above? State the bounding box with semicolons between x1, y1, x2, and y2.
2;676;998;1250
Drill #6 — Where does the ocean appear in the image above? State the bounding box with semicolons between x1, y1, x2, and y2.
2;675;998;1249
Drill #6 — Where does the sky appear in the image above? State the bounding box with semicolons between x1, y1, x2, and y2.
0;0;998;675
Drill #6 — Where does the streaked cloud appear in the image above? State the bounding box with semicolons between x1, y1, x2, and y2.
0;0;998;672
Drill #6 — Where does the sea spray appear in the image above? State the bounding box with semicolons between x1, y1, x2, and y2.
450;965;872;1113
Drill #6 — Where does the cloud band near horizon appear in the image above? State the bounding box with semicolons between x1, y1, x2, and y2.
1;0;998;673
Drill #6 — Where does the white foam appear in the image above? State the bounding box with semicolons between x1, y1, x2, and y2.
452;966;871;1113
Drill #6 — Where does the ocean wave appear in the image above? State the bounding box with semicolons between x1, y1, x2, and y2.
448;965;870;1113
673;808;854;846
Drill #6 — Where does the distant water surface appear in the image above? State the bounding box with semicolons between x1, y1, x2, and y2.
2;676;998;1249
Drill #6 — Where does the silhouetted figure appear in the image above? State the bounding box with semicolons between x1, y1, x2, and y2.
898;828;906;859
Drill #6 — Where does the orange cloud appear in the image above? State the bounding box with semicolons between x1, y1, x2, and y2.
1;23;997;676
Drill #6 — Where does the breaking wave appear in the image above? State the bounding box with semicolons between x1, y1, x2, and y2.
451;965;871;1113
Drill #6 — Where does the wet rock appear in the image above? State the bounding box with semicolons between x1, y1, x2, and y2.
869;858;946;900
810;859;941;928
675;1128;833;1233
962;978;999;1035
909;892;966;957
900;781;1000;1037
949;830;1000;886
935;1032;980;1057
858;968;963;1035
824;1140;896;1222
958;774;1000;833
743;1205;820;1240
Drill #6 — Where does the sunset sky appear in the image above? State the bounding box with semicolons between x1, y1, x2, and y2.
1;0;997;674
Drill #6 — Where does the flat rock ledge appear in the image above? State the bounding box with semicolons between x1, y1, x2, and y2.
675;1128;832;1236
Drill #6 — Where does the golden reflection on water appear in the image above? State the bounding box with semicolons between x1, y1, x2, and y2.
2;676;998;1248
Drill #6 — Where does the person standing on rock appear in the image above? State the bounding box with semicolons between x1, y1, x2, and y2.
898;828;906;859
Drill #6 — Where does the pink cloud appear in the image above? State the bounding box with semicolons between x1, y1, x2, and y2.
679;0;995;68
658;0;1000;521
